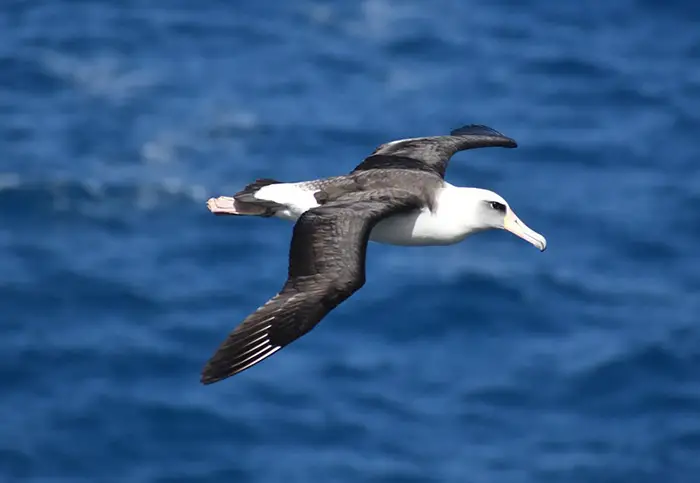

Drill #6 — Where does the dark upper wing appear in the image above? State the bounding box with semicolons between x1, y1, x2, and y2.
352;124;517;178
200;189;423;384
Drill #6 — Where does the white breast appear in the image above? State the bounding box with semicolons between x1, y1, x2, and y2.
370;210;466;246
370;185;470;246
258;182;471;247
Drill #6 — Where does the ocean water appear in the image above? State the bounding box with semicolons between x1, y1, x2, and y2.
1;1;699;482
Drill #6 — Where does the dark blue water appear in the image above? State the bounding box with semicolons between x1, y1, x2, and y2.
2;1;699;482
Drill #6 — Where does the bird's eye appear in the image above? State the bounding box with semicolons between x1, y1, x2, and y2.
489;201;506;212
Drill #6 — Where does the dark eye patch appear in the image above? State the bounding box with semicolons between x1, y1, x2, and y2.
489;201;506;212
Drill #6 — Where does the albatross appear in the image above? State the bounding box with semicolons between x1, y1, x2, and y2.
202;124;546;384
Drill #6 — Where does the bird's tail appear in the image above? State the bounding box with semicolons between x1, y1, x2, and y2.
207;196;270;216
207;178;281;216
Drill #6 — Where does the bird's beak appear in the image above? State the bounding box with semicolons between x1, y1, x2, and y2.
503;208;547;251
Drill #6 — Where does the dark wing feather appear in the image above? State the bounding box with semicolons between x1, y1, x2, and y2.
352;124;517;178
201;190;422;384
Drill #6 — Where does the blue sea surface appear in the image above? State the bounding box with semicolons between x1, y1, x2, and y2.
1;1;700;482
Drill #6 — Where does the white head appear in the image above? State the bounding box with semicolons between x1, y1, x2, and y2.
454;187;547;251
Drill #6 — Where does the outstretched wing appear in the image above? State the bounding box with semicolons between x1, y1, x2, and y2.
352;124;517;178
201;189;423;384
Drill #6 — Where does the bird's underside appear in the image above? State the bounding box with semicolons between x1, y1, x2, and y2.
201;124;518;384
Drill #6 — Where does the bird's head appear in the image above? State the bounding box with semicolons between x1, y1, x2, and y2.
457;188;547;251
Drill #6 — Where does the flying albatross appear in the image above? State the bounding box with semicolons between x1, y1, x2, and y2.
202;124;546;384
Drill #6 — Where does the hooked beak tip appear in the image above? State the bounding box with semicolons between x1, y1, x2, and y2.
537;238;547;252
504;210;547;252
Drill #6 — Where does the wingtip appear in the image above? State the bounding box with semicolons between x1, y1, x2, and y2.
449;124;501;136
200;356;229;385
450;124;518;147
200;367;224;385
200;376;217;385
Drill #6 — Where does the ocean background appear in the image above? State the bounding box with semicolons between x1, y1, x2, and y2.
1;1;699;482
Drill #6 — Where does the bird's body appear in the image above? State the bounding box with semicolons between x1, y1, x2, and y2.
203;124;547;384
228;177;489;246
